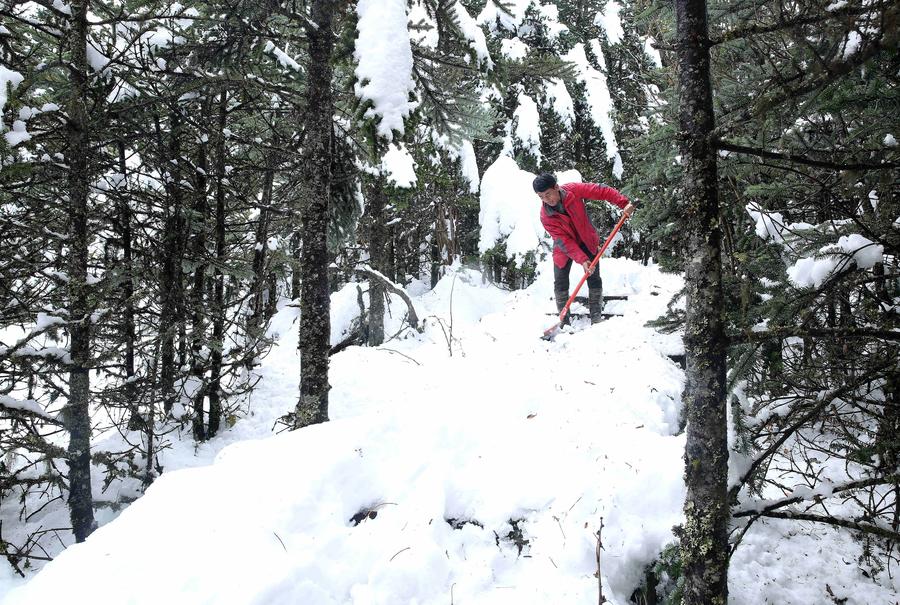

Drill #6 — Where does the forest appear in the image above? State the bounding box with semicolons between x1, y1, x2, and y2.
1;0;898;603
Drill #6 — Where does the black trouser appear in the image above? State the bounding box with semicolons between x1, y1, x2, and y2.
553;243;602;293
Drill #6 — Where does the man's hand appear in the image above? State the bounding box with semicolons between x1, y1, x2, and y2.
581;260;595;275
623;202;636;218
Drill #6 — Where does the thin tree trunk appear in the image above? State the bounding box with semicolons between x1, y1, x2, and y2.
207;91;228;438
249;164;275;336
290;231;302;301
64;0;96;542
387;224;396;282
295;0;337;428
190;115;210;441
368;177;386;346
430;239;441;288
674;0;729;601
117;140;139;431
158;108;184;415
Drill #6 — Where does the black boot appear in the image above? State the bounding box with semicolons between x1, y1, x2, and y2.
554;290;570;325
588;286;604;324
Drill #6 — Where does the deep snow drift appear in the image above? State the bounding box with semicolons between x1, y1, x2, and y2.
2;258;896;604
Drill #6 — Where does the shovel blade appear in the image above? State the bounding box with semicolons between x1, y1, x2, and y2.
541;322;561;341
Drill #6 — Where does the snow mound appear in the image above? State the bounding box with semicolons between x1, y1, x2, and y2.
3;259;687;605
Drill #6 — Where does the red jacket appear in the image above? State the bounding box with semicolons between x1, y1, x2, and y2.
540;182;629;268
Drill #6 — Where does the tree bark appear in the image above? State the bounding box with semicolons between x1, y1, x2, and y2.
189;114;210;441
207;91;228;439
367;177;386;346
294;0;338;428
117;139;140;431
290;231;302;301
674;0;729;602
249;161;275;337
158;107;185;415
64;0;96;543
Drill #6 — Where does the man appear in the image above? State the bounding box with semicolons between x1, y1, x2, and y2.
534;172;634;324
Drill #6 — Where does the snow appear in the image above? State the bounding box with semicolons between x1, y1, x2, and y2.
142;28;185;51
537;4;568;39
355;0;417;140
0;394;54;420
457;140;480;193
786;257;838;288
730;518;898;604
452;2;493;69
408;2;438;48
838;233;883;269
2;259;687;605
563;44;623;179
35;312;66;330
545;78;575;129
643;37;663;68
594;1;624;45
885;133;897;147
842;30;862;59
477;0;531;32
2;253;900;604
380;143;417;188
590;38;608;71
787;234;884;288
0;65;24;132
264;41;302;72
500;37;529;61
4;119;30;147
477;155;545;259
167;3;200;28
746;203;786;242
52;0;71;15
513;92;542;161
86;42;110;73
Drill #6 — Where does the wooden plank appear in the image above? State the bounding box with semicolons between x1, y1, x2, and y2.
572;295;629;304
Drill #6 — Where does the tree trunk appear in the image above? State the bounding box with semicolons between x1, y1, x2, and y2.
158;107;184;415
249;163;275;337
674;0;729;602
207;91;228;439
294;0;337;428
190;116;210;441
368;177;386;346
430;239;441;288
290;231;302;301
387;224;397;282
117;139;140;431
64;0;96;543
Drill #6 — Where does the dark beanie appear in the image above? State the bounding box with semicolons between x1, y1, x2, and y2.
532;173;557;193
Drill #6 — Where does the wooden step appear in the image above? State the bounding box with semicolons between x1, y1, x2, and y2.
572;295;628;304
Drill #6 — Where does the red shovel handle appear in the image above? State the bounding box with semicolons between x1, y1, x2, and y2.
542;212;629;337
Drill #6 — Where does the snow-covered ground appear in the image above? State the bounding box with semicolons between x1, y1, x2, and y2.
2;258;896;604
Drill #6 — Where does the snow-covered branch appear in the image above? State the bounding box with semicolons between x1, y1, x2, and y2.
734;474;900;517
0;395;60;424
355;266;421;332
